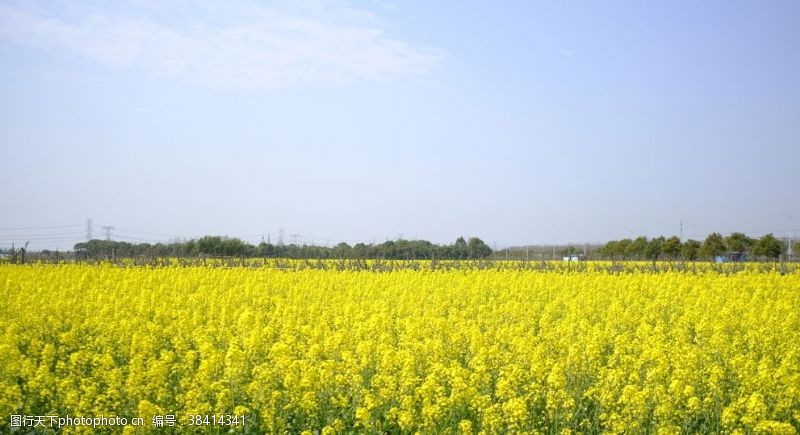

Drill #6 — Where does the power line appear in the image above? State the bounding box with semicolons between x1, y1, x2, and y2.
0;231;84;238
5;239;81;246
114;235;166;243
114;228;186;239
0;235;86;241
737;228;800;235
683;228;800;240
0;236;83;242
238;232;277;238
0;224;83;231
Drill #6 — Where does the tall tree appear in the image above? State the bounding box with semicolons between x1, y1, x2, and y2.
682;240;701;261
615;239;632;259
561;245;579;257
700;233;727;260
600;240;618;259
661;236;682;259
645;236;665;260
726;232;754;254
454;237;468;259
753;233;784;260
467;237;492;259
625;237;648;259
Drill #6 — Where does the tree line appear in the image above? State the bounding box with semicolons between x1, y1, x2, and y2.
4;232;790;263
596;232;787;261
71;236;493;260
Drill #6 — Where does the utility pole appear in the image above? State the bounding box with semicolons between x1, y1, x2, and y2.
787;237;793;261
781;213;793;260
86;218;93;241
102;225;114;241
680;219;683;243
278;228;284;246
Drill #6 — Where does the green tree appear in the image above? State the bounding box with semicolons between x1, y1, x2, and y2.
352;243;369;258
615;239;632;259
700;233;726;260
454;237;468;259
645;236;664;260
625;237;648;259
661;236;682;259
467;237;492;259
332;242;351;258
599;240;617;259
726;232;754;254
560;245;579;257
753;233;784;260
682;239;701;261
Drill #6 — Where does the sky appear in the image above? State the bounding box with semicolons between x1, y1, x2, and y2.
1;0;799;250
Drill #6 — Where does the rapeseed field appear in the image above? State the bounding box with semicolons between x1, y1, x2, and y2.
1;263;798;433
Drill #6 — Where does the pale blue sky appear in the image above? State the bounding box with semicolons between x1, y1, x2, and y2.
1;0;799;249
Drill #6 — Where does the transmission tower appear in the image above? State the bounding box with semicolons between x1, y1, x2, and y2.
86;218;93;241
102;226;114;241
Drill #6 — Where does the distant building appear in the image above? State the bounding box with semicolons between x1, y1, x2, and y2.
563;255;581;262
714;252;747;263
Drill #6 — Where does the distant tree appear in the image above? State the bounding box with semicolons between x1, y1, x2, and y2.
753;233;784;260
645;236;664;260
560;245;579;257
258;241;275;257
352;243;369;258
467;237;492;259
625;237;648;259
453;237;468;259
332;242;351;258
700;233;726;260
599;240;617;259
71;234;492;260
615;239;632;259
726;232;754;254
184;239;198;256
682;239;701;261
661;236;682;259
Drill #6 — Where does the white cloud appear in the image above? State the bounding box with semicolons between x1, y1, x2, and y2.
0;0;441;89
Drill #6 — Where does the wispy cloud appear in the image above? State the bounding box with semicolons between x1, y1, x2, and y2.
557;49;579;57
0;0;441;89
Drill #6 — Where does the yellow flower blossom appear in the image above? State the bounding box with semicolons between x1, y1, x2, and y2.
0;262;797;433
